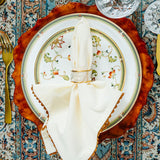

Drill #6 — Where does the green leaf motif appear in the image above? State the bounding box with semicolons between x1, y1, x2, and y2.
111;83;120;88
44;53;53;63
92;70;98;76
62;75;69;81
108;56;117;63
92;35;101;48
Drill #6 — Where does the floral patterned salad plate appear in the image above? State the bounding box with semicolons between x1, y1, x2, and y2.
21;13;142;131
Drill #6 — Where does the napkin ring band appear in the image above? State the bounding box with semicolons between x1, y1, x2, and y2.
72;69;92;72
71;69;92;83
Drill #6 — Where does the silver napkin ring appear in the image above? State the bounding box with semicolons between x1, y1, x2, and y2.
71;69;92;83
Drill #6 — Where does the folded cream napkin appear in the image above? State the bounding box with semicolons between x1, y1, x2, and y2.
32;17;123;160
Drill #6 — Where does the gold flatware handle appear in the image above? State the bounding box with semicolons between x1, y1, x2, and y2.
5;66;12;123
0;31;13;123
0;0;5;5
156;34;160;75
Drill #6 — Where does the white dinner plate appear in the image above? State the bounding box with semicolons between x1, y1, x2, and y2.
21;13;142;132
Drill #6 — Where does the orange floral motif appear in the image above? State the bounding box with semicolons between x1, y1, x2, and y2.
96;50;101;55
53;70;59;75
51;35;65;49
68;55;71;61
108;69;115;78
42;72;47;76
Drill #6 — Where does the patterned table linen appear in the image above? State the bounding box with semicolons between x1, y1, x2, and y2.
0;0;159;159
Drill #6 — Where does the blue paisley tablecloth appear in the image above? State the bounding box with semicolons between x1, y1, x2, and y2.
0;0;159;159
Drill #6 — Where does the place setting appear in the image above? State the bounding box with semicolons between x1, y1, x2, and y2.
10;2;154;159
0;1;156;159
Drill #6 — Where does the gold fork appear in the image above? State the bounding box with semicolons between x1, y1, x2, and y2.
0;32;13;124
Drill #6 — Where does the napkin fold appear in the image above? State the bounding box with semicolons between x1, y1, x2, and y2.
32;17;123;160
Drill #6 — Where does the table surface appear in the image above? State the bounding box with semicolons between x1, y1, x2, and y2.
0;0;159;160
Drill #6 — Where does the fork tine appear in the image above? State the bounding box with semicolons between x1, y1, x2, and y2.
0;35;5;49
5;33;13;48
1;34;13;53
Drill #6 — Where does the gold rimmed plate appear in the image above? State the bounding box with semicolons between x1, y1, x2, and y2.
21;13;142;132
